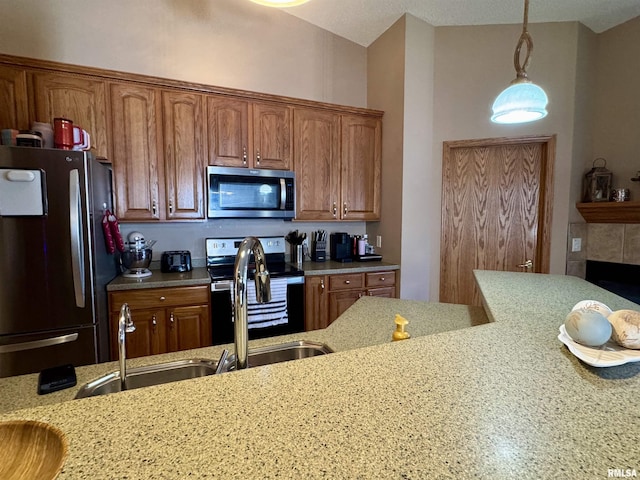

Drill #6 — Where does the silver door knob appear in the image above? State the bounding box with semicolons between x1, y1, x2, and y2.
517;259;533;270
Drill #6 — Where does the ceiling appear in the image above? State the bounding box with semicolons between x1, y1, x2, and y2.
281;0;640;46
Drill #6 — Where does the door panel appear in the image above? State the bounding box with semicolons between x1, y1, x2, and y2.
440;136;555;305
0;65;28;130
207;96;249;168
167;305;211;352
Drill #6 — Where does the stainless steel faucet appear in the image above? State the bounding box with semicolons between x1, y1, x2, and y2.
233;237;271;370
118;303;136;389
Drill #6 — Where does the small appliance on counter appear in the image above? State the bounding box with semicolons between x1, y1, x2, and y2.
121;231;155;278
311;230;327;262
161;250;192;273
330;232;352;262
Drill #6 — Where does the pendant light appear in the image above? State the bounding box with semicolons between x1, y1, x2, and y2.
491;0;548;124
249;0;311;7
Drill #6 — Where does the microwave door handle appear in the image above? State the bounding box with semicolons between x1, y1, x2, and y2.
70;169;86;308
0;333;79;353
280;178;286;210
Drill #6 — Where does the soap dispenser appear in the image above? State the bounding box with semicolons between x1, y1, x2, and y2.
392;314;411;341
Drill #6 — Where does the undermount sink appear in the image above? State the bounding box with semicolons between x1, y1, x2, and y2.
217;340;333;373
75;341;333;398
75;358;217;399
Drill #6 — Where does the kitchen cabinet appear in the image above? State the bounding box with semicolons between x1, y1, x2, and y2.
162;90;206;220
0;64;28;130
208;96;291;170
294;108;341;220
108;286;211;360
30;72;109;158
109;85;206;221
340;115;382;220
293;110;381;221
109;83;163;221
304;270;397;330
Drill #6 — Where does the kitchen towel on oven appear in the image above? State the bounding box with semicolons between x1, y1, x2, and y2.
245;277;288;329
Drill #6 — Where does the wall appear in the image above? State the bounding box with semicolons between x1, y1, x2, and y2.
431;22;581;298
592;16;640;200
0;0;367;107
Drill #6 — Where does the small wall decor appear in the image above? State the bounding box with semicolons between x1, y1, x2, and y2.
583;158;612;202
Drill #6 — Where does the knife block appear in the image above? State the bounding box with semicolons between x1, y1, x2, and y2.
312;240;326;262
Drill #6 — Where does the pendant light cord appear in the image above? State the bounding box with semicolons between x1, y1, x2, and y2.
513;0;533;82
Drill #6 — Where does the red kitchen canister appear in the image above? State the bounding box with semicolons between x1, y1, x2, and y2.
54;117;74;149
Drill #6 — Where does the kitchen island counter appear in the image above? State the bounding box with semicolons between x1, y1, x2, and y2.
1;271;639;478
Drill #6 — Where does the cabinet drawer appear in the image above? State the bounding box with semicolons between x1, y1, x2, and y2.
328;273;363;291
110;286;209;311
365;271;396;288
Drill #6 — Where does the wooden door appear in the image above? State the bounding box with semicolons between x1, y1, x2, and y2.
167;305;211;352
304;276;329;331
31;72;109;158
252;103;291;170
328;290;362;324
111;309;167;359
293;108;340;220
0;65;28;130
340;115;381;220
110;83;163;220
207;96;249;168
162;91;206;220
440;135;555;305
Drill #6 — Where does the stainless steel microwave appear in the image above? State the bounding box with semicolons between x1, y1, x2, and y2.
206;166;295;219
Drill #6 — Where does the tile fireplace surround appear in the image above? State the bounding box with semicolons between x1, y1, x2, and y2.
567;223;640;279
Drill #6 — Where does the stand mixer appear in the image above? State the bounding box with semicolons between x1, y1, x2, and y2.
121;231;156;278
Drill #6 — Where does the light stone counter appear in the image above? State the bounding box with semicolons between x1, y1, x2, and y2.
106;267;211;291
1;271;639;479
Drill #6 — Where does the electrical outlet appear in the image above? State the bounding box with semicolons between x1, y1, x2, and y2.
376;235;382;248
571;238;582;252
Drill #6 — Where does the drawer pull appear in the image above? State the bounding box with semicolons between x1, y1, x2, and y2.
344;280;350;285
159;296;166;301
380;277;385;281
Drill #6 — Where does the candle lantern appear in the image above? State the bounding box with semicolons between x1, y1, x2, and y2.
583;158;612;202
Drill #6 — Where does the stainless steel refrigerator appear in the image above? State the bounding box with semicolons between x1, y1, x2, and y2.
0;146;117;377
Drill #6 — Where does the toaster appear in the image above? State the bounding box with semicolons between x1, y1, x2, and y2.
161;250;192;273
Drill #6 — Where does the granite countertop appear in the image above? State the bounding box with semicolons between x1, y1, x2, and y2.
1;271;639;478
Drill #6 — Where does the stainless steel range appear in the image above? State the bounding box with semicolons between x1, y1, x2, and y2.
206;237;305;345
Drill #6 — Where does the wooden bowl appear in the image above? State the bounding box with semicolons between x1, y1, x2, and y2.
0;420;68;480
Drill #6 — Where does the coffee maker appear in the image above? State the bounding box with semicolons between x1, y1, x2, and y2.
330;232;352;262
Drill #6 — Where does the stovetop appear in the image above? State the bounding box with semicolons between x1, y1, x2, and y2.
207;261;303;282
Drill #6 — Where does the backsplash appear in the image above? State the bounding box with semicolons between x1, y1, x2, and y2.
566;223;640;278
119;219;367;261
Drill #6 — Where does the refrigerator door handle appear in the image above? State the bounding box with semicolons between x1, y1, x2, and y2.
70;169;86;308
0;333;79;353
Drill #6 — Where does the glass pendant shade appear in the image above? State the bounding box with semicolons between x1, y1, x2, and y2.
491;81;548;124
249;0;310;7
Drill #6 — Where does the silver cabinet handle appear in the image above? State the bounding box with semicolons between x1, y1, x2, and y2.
332;202;337;217
69;169;85;308
320;279;325;291
170;312;175;328
344;280;350;285
0;333;79;353
152;200;157;216
159;296;166;301
242;146;247;166
380;277;385;281
343;202;348;216
256;149;261;165
169;199;173;214
152;315;157;328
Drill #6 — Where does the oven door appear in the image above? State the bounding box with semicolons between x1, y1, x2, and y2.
210;276;304;345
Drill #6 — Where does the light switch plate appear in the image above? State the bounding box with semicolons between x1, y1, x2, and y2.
571;238;582;252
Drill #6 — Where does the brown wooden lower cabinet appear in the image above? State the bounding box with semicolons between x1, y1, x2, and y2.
304;270;397;331
108;285;211;360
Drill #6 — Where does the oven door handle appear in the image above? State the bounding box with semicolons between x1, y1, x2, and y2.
211;276;304;291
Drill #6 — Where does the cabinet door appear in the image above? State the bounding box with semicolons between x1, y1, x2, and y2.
304;276;329;331
207;96;249;168
110;83;163;220
167;305;211;352
111;309;167;360
0;65;28;130
328;290;363;325
252;103;291;170
31;72;109;158
162;91;206;219
340;115;381;220
293;108;340;220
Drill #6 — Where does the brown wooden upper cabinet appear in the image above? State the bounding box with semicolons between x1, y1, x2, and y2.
0;65;29;131
294;109;381;221
109;84;206;221
110;83;164;221
30;72;109;158
208;96;291;170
